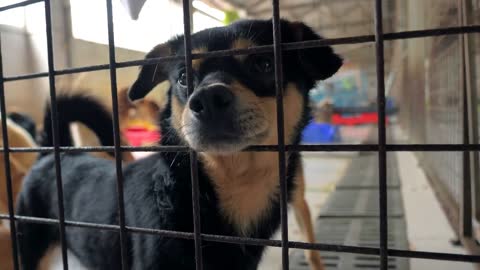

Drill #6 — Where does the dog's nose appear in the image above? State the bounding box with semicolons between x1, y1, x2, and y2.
189;86;234;119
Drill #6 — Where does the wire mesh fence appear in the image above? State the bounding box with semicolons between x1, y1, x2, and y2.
0;0;480;270
390;0;480;243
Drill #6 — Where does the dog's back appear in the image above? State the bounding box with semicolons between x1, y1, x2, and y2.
17;138;250;270
17;152;121;269
16;95;124;269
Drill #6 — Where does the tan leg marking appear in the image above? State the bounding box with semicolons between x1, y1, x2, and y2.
0;226;13;270
292;164;325;270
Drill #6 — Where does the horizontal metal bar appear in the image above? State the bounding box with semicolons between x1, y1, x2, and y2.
2;213;479;262
335;186;400;190
56;64;111;76
0;145;190;153
249;0;372;15
3;25;480;83
386;144;480;151
388;249;480;263
4;144;480;154
0;0;43;12
317;214;404;219
3;64;111;82
0;214;195;239
4;72;49;82
383;25;480;40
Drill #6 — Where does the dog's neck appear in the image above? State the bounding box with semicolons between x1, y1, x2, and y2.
160;121;285;235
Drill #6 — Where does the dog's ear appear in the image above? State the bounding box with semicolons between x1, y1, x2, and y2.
288;21;343;80
129;43;172;101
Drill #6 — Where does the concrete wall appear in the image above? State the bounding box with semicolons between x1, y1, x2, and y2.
66;39;145;106
1;26;49;123
0;0;150;123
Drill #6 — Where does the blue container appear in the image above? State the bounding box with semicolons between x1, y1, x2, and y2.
301;122;338;143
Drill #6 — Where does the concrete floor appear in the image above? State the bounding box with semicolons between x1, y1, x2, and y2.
259;125;478;270
397;151;476;270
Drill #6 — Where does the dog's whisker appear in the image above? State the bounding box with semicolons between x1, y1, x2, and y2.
245;22;254;40
169;151;180;168
152;64;159;82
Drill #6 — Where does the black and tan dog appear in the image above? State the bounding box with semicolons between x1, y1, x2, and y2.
16;19;342;270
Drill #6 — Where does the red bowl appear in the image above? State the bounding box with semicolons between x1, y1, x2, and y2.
124;127;161;146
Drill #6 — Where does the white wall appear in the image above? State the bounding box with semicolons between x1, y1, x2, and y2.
0;0;149;123
1;25;49;123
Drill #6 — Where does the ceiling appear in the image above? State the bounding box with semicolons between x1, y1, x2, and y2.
196;0;398;67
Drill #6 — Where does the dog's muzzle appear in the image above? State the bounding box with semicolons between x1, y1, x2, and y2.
182;81;269;153
189;84;235;122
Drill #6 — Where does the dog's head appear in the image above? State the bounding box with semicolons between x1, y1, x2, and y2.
129;19;342;154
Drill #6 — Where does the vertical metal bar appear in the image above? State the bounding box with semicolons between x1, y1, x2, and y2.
44;0;69;268
462;0;480;224
105;0;129;268
272;0;289;269
373;0;388;269
461;66;473;237
458;0;473;237
0;36;20;270
61;0;73;86
181;0;203;269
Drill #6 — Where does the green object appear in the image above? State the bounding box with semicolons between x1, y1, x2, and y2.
341;77;354;91
223;10;240;24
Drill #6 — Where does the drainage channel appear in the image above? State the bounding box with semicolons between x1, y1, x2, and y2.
290;154;409;270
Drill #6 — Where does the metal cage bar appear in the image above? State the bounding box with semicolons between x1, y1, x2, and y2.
1;210;480;261
1;0;480;269
181;0;204;269
2;211;480;262
9;143;480;154
271;0;289;268
3;25;480;84
373;0;388;269
459;0;474;238
43;0;69;268
0;0;43;12
0;36;20;270
105;0;129;268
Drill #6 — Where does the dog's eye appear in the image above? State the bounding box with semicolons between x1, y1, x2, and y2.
177;71;187;87
253;57;273;73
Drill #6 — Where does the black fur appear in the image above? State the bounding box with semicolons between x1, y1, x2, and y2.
129;19;342;101
7;112;36;140
39;95;116;157
16;19;342;270
18;107;286;270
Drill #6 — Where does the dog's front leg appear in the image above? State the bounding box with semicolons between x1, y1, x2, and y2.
0;226;13;270
292;168;325;270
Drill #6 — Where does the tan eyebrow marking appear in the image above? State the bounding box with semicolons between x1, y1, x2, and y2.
192;47;207;71
231;39;255;62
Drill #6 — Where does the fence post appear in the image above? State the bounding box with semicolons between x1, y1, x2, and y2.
460;0;479;239
462;0;480;225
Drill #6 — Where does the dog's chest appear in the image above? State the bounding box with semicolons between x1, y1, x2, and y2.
201;152;282;235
